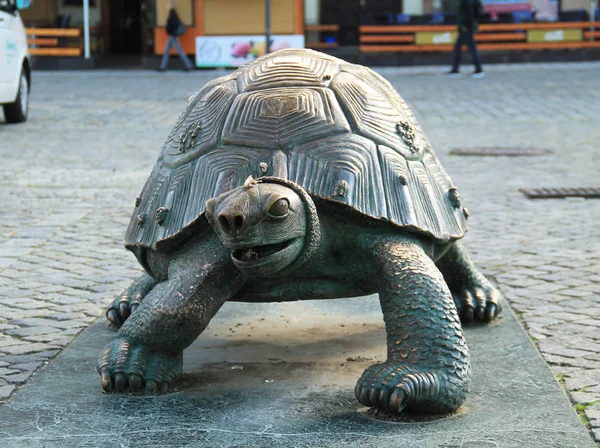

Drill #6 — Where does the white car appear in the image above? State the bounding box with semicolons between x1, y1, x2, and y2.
0;0;31;123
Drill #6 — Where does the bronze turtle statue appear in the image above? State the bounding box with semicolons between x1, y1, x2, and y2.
97;48;502;414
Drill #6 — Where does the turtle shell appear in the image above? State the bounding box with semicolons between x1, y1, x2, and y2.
125;49;468;256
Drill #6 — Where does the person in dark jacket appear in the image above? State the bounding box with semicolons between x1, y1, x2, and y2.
158;0;193;71
447;0;484;78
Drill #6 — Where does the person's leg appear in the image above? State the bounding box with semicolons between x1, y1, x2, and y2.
159;37;174;70
465;31;483;73
450;31;466;72
172;37;193;69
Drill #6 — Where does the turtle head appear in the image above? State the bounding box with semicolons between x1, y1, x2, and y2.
205;176;320;277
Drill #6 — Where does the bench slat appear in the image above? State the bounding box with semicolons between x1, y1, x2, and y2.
476;33;526;41
27;38;58;46
361;25;456;33
25;28;81;37
360;35;415;43
478;41;600;50
28;47;82;56
305;24;339;32
360;44;454;52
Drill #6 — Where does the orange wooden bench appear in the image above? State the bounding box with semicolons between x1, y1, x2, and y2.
359;22;600;52
25;28;82;57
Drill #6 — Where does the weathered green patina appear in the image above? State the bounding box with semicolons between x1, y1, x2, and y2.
97;48;502;414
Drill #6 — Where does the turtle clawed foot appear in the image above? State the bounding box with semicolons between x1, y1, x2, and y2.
355;362;461;414
106;290;145;328
453;277;502;324
97;338;182;394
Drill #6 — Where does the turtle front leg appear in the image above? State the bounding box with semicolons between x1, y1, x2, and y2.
97;235;244;393
355;237;471;413
106;273;158;327
436;242;502;323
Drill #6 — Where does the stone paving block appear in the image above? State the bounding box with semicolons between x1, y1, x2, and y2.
544;354;600;370
12;362;45;373
545;312;588;322
570;391;600;404
0;259;14;269
0;337;29;348
0;298;50;310
587;405;600;420
2;373;33;385
0;238;46;248
528;282;566;293
564;373;600;393
559;289;595;298
578;319;600;327
13;227;58;239
0;248;32;258
0;344;61;356
0;385;16;399
6;327;62;338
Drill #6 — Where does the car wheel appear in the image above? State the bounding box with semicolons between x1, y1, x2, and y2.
3;69;29;124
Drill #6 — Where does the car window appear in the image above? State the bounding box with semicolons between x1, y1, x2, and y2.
0;0;16;14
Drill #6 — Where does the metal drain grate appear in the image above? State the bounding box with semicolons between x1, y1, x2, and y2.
449;147;553;156
520;187;600;199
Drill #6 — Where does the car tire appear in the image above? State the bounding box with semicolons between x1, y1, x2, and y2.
3;69;29;124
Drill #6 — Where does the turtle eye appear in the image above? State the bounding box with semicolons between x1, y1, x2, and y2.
268;198;289;217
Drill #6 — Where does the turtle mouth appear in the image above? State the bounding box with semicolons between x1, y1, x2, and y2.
229;237;304;274
232;239;294;263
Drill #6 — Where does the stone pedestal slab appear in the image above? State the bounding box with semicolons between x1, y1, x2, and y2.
0;296;593;447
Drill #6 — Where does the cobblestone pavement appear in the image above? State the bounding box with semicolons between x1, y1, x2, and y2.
1;62;599;443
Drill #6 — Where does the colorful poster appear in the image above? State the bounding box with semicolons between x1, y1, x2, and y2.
482;0;558;21
195;35;306;68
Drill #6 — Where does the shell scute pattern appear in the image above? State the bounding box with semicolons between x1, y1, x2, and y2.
237;49;340;92
338;63;432;153
221;87;350;150
125;49;467;254
162;78;239;169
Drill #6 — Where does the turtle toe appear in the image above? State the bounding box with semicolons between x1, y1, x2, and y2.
454;279;502;324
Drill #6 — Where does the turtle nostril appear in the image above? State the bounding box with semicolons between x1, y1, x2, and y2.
218;213;245;233
218;215;231;232
234;215;245;231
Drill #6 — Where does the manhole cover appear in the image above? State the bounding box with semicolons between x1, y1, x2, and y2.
449;147;553;156
520;187;600;199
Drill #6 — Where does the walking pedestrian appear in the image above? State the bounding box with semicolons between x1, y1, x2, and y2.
447;0;485;78
158;0;193;72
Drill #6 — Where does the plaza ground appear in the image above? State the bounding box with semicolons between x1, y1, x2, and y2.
0;62;599;444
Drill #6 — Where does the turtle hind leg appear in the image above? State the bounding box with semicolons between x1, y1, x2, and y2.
356;236;471;413
436;242;502;324
106;273;158;328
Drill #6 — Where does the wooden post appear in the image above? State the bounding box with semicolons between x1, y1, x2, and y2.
294;0;304;35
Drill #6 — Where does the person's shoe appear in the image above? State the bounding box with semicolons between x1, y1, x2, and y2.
156;67;166;72
183;66;193;72
471;70;485;79
445;70;460;77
